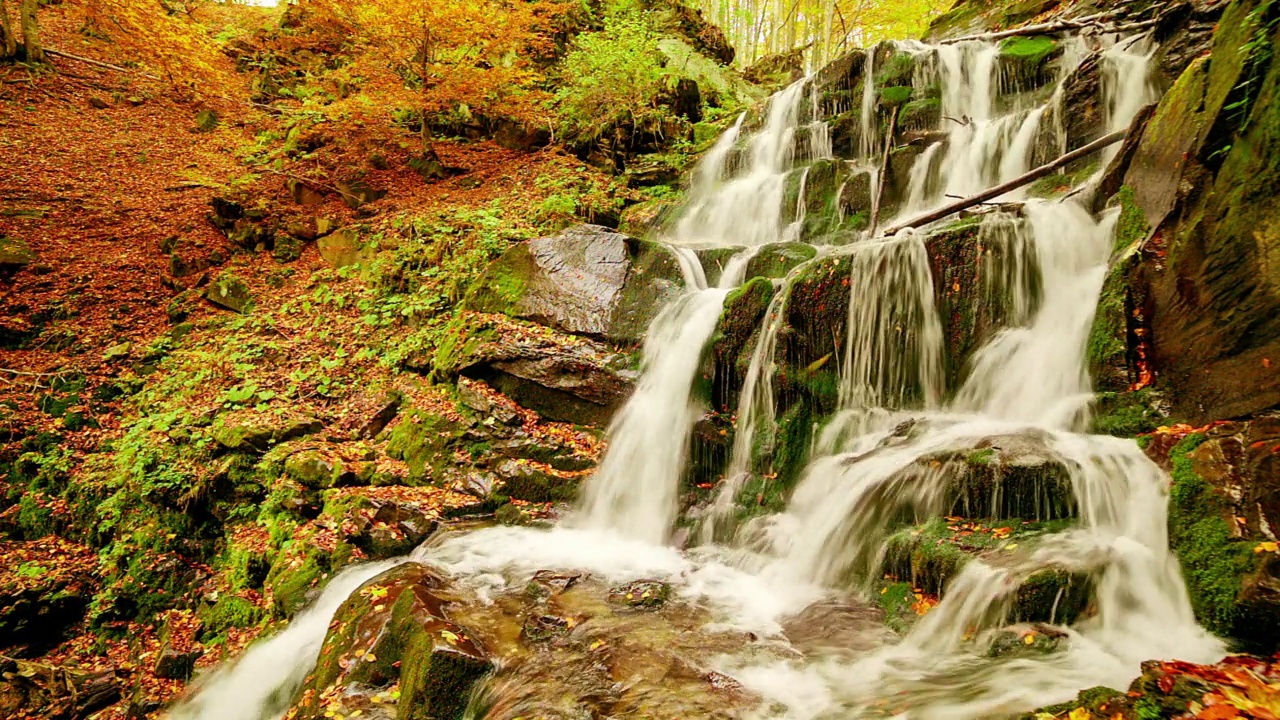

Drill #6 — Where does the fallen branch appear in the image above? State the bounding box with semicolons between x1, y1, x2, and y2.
45;48;160;80
881;129;1127;235
869;105;900;235
940;11;1112;44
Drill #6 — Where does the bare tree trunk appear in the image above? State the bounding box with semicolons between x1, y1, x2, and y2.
19;0;41;63
1;0;18;60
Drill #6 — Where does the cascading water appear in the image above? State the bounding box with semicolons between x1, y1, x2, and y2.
174;30;1224;720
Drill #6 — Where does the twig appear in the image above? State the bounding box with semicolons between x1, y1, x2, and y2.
45;48;160;80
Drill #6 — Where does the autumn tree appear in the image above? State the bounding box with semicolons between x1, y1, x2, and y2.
0;0;16;61
0;0;44;62
311;0;563;179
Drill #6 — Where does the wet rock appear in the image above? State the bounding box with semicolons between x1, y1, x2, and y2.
608;580;671;608
291;563;490;720
1160;423;1280;652
489;434;595;473
986;624;1067;658
204;272;254;313
1125;3;1280;421
708;277;774;413
522;613;573;643
626;155;685;187
744;242;817;281
908;430;1076;520
466;224;685;344
153;628;201;680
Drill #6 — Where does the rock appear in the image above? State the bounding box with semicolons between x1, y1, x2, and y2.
0;538;97;655
493;119;551;152
423;312;636;427
0;656;120;720
290;563;490;720
742;48;805;89
457;378;520;426
213;414;321;453
1059;55;1104;154
385;411;464;482
608;580;671;608
335;179;386;209
492;458;579;503
466;224;685;344
0;236;34;273
743;242;816;281
286;178;326;206
321;490;441;558
909;430;1076;520
194;108;220;133
357;391;402;440
89;96;110;109
625;156;685;187
618;198;679;237
102;342;132;362
285;450;340;488
317;228;364;268
204;273;254;313
272;233;303;263
153;616;202;681
1162;423;1280;652
1126;1;1280;422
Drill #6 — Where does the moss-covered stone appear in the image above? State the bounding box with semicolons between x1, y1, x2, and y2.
385;410;462;483
1166;429;1280;652
997;36;1061;89
197;594;262;640
292;563;490;720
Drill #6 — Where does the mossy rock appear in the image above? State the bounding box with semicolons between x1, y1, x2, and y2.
492;459;579;504
291;562;490;720
883;517;1091;623
1090;389;1166;437
898;97;941;131
744;242;817;282
204;273;254;314
384;410;462;483
197;594;262;640
997;35;1061;89
1167;431;1280;652
708;276;775;413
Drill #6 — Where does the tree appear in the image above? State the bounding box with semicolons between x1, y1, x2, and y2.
0;0;17;61
312;0;563;178
19;0;41;63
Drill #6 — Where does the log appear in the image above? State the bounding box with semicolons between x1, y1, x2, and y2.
45;48;160;80
940;12;1112;44
880;129;1127;236
869;104;900;235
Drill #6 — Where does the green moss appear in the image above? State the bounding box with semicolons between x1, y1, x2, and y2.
1114;185;1149;252
899;97;941;130
877;581;917;633
1087;261;1130;387
966;448;995;465
999;35;1057;60
1091;390;1165;437
878;85;914;108
772;401;814;486
1026;162;1101;199
1167;433;1259;637
199;595;263;640
875;52;915;87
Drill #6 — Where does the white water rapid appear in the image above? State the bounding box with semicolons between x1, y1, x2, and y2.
172;31;1224;720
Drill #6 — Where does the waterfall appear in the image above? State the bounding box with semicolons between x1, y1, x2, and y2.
577;288;730;543
178;30;1225;720
859;47;878;159
167;560;403;720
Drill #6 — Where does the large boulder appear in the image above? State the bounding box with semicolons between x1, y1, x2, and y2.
290;563;491;720
422;312;637;427
1157;422;1280;653
1126;0;1280;422
466;224;685;344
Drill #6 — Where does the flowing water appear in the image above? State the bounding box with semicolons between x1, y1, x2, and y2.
170;31;1224;720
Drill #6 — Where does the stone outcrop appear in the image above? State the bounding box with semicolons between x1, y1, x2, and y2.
1124;0;1280;422
466;224;686;345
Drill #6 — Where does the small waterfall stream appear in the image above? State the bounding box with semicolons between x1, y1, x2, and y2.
170;29;1227;720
